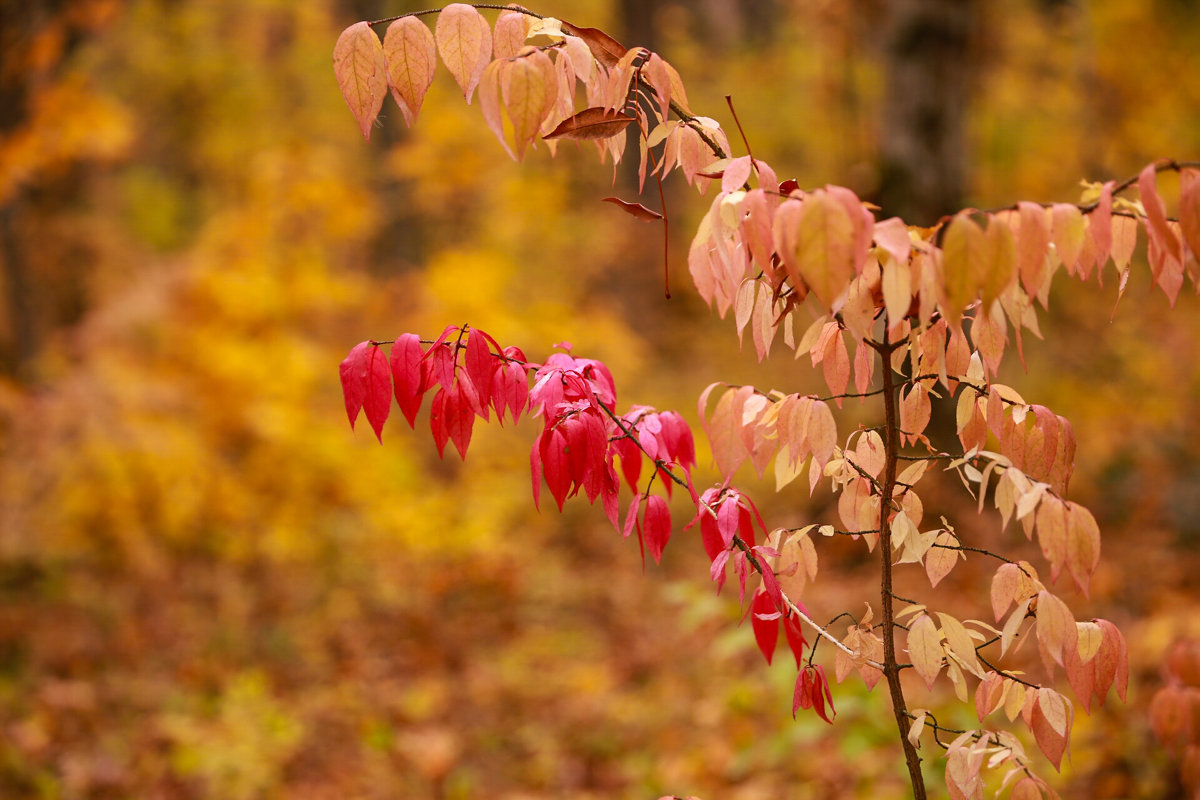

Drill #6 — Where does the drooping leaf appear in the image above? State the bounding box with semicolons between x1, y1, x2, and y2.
750;588;779;665
1180;169;1200;263
492;9;530;59
390;333;427;427
333;22;388;139
339;341;371;429
502;49;556;160
907;613;944;689
784;190;856;310
1064;502;1100;597
1017;201;1050;295
561;21;627;68
543;106;633;141
601;196;664;221
941;212;987;324
383;17;437;126
643;494;672;564
435;3;492;103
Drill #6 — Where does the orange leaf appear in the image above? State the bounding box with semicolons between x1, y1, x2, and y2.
1030;688;1070;770
982;216;1016;305
435;3;492;103
1036;589;1077;671
1017;201;1050;295
601;197;663;222
1064;502;1100;597
383;17;437;127
543;106;633;140
561;21;627;68
941;212;987;324
333;22;387;140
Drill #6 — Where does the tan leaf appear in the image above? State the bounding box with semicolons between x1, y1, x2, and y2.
1051;203;1086;273
435;3;492;103
926;531;961;588
502;49;556;160
939;612;985;678
383;17;437;126
907;613;944;689
334;21;387;140
1036;590;1077;670
1075;621;1103;664
1001;596;1031;658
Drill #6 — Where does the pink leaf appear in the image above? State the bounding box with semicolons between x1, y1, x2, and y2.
383;17;437;126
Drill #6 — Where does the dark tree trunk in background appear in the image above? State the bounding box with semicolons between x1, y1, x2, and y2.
877;0;978;225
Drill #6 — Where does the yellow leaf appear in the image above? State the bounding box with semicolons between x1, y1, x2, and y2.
941;212;987;324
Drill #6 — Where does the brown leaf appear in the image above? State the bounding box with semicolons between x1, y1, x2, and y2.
601;197;663;222
561;21;627;68
543;106;633;141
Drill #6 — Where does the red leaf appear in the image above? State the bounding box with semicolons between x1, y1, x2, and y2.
750;589;779;665
539;427;571;511
783;610;809;669
464;329;494;413
339;341;391;441
429;388;450;457
643;494;672;564
443;384;475;459
561;21;627;69
339;341;371;429
362;343;392;442
543;107;633;141
602;197;664;222
793;668;812;716
390;333;427;427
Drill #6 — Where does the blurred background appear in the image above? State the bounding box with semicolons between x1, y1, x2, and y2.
2;0;1200;797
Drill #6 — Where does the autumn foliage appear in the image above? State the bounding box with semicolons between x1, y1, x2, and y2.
329;4;1200;799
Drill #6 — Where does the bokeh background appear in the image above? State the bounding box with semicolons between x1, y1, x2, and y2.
2;0;1200;797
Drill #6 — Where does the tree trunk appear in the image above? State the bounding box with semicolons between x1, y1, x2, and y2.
876;0;978;225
